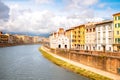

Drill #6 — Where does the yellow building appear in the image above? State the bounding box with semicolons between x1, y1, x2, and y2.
113;12;120;51
72;24;85;50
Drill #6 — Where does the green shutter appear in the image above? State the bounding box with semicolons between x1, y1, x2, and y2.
118;38;120;43
115;24;117;28
115;38;118;43
118;16;120;20
119;23;120;28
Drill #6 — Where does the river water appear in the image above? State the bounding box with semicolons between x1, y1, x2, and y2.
0;45;88;80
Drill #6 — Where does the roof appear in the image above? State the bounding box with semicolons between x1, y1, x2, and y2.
73;24;85;29
113;12;120;16
95;20;113;25
65;28;74;31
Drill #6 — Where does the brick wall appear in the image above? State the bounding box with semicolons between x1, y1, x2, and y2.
49;48;120;75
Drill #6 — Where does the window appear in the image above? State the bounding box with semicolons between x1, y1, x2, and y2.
109;31;112;37
72;39;74;42
118;16;120;20
74;40;76;42
99;46;100;50
93;28;95;32
98;38;100;44
115;24;117;28
108;26;112;30
109;38;112;43
103;38;106;43
102;26;106;30
98;32;100;38
115;38;120;43
109;47;111;51
103;32;105;38
86;29;88;32
75;31;76;34
90;29;92;32
115;38;118;43
118;38;120;43
118;23;120;28
115;23;120;28
115;16;117;20
117;31;119;35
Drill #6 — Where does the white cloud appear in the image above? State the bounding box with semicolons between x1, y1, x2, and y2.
0;0;116;36
34;0;53;4
64;0;98;10
1;4;85;34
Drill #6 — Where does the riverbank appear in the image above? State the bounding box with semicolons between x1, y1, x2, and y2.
0;43;40;48
39;46;114;80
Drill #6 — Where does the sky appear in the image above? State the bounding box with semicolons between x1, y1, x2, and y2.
0;0;120;36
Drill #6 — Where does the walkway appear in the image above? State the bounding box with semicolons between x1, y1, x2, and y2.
41;46;120;80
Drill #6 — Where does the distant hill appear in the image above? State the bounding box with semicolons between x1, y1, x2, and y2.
2;31;50;38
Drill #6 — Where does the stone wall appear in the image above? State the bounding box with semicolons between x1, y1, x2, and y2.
48;48;120;75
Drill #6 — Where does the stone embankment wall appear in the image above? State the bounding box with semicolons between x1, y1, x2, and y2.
45;46;120;75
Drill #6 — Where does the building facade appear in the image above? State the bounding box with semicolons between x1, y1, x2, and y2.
113;12;120;51
65;28;74;49
0;34;9;43
85;22;96;51
71;24;85;50
96;20;113;52
49;28;70;49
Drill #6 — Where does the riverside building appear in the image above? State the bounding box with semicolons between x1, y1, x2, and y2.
49;28;70;49
113;12;120;51
85;22;96;51
96;20;113;52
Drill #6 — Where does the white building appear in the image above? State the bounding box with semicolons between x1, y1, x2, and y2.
49;28;70;49
96;20;113;52
85;22;96;51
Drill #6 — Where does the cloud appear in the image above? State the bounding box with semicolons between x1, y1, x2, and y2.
34;0;53;4
1;4;85;35
0;0;9;20
0;0;116;36
64;0;98;10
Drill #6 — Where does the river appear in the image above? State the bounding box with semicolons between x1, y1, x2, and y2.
0;45;89;80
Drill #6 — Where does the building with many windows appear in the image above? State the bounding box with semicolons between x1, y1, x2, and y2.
96;20;113;52
0;34;9;43
72;24;85;50
113;12;120;51
85;22;96;51
65;28;74;49
49;28;70;49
